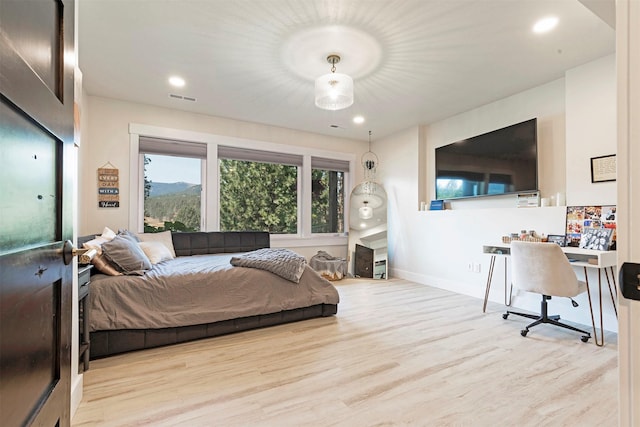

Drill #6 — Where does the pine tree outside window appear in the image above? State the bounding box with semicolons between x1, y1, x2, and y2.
219;159;298;234
135;134;351;238
311;157;348;234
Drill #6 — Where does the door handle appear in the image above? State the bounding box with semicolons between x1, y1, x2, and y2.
58;240;91;266
619;262;640;301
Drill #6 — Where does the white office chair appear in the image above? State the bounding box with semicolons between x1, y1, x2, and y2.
502;241;592;342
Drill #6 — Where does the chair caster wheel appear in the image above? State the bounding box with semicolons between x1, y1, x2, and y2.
502;313;509;319
581;336;590;343
520;329;528;337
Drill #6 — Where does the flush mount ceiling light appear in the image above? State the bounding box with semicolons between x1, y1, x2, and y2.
315;54;354;111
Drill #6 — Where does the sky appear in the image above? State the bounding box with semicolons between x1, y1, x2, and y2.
146;154;201;184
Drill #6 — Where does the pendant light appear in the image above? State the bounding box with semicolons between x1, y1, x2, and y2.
315;54;354;110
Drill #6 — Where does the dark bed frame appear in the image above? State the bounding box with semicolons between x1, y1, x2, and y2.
79;231;338;359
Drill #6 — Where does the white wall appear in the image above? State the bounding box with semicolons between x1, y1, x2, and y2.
373;126;421;269
566;54;617;206
79;96;367;259
382;55;618;332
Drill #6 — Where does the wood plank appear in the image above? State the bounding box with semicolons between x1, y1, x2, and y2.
72;278;618;426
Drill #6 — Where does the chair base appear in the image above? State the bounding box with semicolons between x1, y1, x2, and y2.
503;295;591;342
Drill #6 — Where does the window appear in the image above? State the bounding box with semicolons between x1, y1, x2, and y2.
219;159;298;233
218;146;302;234
133;128;352;240
139;137;205;232
311;157;348;234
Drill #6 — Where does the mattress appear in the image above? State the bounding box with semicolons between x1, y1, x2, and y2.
89;253;340;332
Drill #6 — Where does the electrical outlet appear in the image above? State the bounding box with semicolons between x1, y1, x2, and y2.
474;263;481;273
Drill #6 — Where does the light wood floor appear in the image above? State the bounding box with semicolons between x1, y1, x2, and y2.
72;278;618;427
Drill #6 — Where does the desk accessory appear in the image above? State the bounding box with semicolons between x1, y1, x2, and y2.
547;235;566;246
565;205;617;248
429;200;445;210
578;228;613;251
501;236;543;243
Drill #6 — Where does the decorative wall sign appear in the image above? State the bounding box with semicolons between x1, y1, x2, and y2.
98;162;119;208
590;154;616;183
565;205;616;249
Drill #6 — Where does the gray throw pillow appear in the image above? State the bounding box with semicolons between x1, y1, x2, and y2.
102;235;151;275
117;228;140;242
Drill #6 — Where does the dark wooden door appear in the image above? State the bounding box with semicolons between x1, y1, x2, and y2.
0;1;75;426
355;244;374;278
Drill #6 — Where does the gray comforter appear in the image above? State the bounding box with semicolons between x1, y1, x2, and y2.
89;253;340;332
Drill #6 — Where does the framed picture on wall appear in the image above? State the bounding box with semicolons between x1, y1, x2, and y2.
590;154;616;183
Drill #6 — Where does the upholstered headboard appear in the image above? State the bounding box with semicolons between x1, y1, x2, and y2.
77;231;270;257
171;231;270;256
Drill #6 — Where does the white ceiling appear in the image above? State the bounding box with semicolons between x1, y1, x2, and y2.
77;0;615;141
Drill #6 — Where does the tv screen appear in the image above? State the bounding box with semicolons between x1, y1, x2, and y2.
435;118;538;200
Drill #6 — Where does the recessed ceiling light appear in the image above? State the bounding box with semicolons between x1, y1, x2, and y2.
533;16;558;34
353;115;365;124
168;76;186;87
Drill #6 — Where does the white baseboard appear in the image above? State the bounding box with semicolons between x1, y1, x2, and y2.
390;267;482;299
390;267;618;333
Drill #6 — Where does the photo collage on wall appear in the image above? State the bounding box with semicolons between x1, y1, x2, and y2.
565;205;617;250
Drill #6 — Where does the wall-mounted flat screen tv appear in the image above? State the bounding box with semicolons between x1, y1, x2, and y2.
435;118;538;200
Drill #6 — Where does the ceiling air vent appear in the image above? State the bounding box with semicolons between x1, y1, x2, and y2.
168;94;197;102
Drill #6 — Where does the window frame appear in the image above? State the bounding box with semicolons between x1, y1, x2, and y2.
129;124;354;247
310;156;350;236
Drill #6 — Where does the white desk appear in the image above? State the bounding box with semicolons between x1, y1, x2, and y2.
482;243;617;346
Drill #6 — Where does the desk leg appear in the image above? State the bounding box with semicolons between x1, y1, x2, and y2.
604;267;618;318
584;266;605;347
503;257;512;307
483;255;496;313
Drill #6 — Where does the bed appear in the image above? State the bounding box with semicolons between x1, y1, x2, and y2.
79;231;339;358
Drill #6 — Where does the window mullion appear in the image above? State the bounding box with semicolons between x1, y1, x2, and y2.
301;155;312;237
207;143;218;231
130;133;142;232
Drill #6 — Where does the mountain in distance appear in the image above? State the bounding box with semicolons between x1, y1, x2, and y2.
149;182;201;197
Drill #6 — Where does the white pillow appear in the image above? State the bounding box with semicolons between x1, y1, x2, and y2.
100;226;117;241
82;226;117;255
139;241;174;264
137;231;176;258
